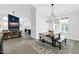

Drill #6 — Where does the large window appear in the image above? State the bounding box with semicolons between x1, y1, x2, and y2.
60;19;69;33
0;17;8;32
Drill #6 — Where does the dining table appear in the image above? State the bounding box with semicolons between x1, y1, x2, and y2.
39;32;66;50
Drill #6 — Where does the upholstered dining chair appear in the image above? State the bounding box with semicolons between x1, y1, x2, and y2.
51;33;67;50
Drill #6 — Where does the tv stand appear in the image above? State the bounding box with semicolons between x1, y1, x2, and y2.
2;30;21;39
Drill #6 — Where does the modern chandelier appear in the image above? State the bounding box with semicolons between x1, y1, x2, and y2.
46;4;59;24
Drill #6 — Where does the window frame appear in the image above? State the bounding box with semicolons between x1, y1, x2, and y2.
60;19;69;33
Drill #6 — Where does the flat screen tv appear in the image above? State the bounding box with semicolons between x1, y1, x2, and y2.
8;14;19;31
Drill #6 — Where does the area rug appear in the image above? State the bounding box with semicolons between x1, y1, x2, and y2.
29;39;72;54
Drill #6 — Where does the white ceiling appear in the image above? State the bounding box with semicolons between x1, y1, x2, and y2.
0;4;79;19
32;4;79;16
0;4;32;18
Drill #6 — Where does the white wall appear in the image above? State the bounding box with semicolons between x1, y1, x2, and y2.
31;7;36;39
59;12;79;41
36;9;49;39
31;8;49;39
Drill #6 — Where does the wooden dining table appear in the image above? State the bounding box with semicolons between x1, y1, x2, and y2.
39;31;60;40
39;31;59;44
39;32;66;50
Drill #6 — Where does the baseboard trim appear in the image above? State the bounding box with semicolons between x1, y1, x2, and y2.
67;38;79;42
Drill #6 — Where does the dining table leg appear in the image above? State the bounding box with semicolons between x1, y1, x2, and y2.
39;36;41;41
59;42;61;50
65;38;66;44
51;39;53;46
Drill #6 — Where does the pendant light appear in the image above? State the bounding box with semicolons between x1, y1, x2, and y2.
12;10;15;16
46;4;59;24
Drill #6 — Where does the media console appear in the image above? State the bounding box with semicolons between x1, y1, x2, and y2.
2;30;21;39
